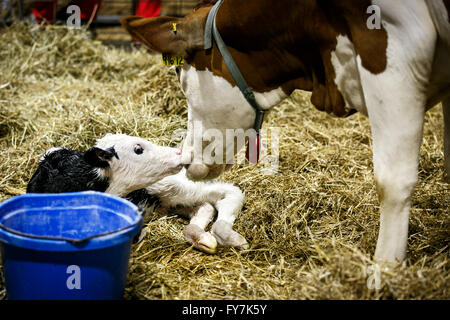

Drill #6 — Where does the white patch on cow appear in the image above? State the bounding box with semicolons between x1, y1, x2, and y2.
357;0;437;264
255;87;288;110
179;65;286;176
330;35;368;116
179;65;254;168
40;147;62;162
180;65;286;111
95;134;182;196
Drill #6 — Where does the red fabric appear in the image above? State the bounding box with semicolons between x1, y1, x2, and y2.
33;1;57;23
135;0;161;18
32;0;102;24
75;0;102;21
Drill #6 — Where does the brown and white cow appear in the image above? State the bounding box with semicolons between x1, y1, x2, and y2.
121;0;450;264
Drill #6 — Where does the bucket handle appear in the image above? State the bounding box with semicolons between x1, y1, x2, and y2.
0;209;144;244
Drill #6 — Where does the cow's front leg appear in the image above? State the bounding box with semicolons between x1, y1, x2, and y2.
182;203;218;254
443;100;450;182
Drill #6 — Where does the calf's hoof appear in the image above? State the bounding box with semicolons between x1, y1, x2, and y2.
184;224;217;254
211;220;249;249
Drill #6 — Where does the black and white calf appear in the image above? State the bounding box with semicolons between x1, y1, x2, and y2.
27;134;247;253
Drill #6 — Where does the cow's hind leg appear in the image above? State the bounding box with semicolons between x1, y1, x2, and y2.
182;203;218;254
443;100;450;182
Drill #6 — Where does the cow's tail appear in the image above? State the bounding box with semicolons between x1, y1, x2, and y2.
425;0;450;48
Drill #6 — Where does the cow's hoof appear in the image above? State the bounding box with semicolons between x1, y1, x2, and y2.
211;220;249;249
374;251;405;268
184;224;217;254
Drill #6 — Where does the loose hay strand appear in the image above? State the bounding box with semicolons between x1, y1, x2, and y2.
0;23;449;300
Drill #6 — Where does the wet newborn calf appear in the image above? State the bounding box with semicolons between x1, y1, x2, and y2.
28;134;247;253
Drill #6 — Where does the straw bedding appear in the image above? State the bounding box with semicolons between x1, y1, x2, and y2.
0;23;448;300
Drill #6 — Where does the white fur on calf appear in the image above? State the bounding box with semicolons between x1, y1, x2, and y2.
146;168;248;253
95;133;182;196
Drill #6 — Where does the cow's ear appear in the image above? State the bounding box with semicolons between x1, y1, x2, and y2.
84;147;117;168
120;14;206;58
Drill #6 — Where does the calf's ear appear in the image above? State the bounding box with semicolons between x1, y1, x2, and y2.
120;12;207;58
84;147;118;168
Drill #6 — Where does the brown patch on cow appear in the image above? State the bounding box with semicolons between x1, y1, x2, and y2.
333;1;388;75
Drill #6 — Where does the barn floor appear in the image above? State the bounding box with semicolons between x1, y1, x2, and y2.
0;23;448;300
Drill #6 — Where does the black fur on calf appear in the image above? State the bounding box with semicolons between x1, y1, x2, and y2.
27;148;110;194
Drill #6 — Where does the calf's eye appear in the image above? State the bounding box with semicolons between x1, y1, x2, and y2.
134;144;144;155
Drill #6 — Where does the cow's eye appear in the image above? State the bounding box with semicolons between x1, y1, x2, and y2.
134;144;144;155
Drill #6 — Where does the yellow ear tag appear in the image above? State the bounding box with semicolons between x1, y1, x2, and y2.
162;54;184;67
162;24;184;66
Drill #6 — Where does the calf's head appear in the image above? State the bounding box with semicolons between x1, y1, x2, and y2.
91;134;182;195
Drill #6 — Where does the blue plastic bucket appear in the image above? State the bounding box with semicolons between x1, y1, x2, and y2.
0;191;142;300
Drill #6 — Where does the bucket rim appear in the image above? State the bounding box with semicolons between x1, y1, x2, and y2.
0;191;143;252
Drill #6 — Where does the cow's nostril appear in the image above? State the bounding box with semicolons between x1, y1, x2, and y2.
175;150;181;155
